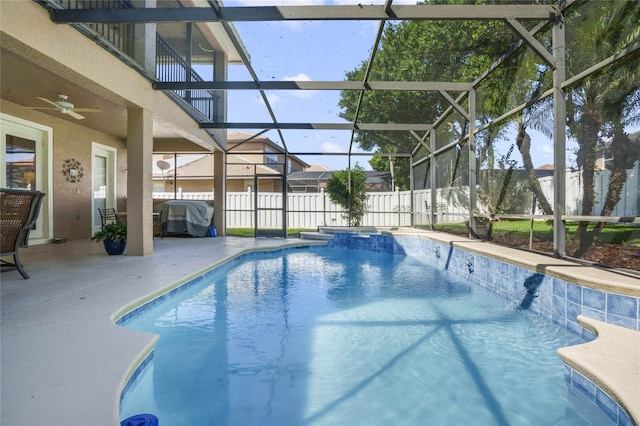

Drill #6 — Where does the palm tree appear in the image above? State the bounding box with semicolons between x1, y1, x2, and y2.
565;1;640;256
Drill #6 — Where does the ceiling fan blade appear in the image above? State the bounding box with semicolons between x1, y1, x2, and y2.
26;107;57;110
73;108;101;113
66;110;86;120
37;97;59;107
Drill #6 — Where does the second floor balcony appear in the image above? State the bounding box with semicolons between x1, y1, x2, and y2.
44;0;220;123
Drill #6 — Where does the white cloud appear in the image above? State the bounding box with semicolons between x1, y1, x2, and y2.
537;143;553;155
283;73;315;99
264;93;282;106
322;141;344;153
284;72;312;82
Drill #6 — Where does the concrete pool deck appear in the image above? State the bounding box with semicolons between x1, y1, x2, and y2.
1;230;639;425
1;236;319;426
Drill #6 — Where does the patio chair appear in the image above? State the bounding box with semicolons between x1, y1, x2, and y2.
0;188;46;279
99;208;118;226
153;211;164;238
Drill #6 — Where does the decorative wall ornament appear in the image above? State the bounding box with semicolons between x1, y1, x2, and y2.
62;158;84;183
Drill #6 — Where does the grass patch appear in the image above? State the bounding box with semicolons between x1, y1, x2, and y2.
226;228;315;237
420;220;640;246
229;222;639;246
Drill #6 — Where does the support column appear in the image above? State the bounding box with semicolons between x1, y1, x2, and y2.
409;155;414;226
127;107;154;256
214;151;226;235
430;130;437;230
213;50;227;235
553;12;567;257
468;89;477;237
132;0;156;76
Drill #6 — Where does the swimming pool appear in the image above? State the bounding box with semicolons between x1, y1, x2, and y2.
119;245;614;425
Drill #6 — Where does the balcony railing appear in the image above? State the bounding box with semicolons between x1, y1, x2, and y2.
49;0;135;56
156;35;218;122
42;0;218;122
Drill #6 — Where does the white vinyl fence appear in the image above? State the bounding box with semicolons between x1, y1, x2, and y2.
539;162;639;216
153;163;639;229
226;190;416;228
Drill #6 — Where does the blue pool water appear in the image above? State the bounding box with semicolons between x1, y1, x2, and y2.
119;246;613;425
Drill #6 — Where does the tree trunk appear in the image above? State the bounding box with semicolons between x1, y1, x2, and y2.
515;123;553;215
573;97;602;257
584;122;631;246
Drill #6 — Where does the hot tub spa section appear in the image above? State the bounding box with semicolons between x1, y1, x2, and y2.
324;229;639;426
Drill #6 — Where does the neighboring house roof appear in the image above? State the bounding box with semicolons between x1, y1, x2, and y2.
227;131;263;143
287;171;334;186
306;164;331;172
227;131;310;168
288;170;392;182
161;153;282;180
227;154;281;177
288;170;393;190
166;155;214;179
534;164;554;178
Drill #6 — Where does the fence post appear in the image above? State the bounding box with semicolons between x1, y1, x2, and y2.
321;188;327;227
396;186;401;226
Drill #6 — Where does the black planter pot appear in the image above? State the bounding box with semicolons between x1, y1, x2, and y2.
465;220;493;240
103;238;126;255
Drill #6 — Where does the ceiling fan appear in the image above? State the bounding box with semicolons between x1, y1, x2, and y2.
28;94;101;120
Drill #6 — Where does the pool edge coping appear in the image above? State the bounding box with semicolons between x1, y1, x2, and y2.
381;227;640;298
558;315;640;425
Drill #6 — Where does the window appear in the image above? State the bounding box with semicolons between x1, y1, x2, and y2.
265;148;279;171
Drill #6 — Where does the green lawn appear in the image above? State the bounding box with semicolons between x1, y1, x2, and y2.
226;228;315;237
227;222;639;246
425;220;640;246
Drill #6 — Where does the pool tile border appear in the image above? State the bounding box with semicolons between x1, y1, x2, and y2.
565;367;634;426
326;231;639;426
327;232;640;333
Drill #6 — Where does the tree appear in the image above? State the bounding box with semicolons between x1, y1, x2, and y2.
507;63;554;216
563;1;640;256
326;165;368;227
338;15;519;190
478;145;530;216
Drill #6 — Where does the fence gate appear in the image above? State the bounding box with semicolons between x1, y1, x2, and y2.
254;174;286;237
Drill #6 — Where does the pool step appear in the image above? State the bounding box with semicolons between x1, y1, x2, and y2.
299;231;334;241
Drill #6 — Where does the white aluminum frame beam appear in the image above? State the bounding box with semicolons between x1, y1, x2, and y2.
201;122;433;131
154;81;472;91
504;18;556;68
51;5;560;24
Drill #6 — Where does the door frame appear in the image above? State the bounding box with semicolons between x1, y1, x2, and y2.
0;113;53;243
91;142;118;234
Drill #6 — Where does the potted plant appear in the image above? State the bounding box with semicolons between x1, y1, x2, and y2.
91;221;127;255
465;216;493;240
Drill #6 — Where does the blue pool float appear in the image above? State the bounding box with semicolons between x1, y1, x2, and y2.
120;414;158;426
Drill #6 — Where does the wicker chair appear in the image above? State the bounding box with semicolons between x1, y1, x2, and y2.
0;189;46;279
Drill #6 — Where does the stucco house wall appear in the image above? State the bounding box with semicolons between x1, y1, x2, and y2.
1;100;127;241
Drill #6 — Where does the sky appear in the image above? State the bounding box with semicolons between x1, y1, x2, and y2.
212;0;584;172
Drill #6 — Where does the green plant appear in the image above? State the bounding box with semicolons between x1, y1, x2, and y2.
325;164;368;226
91;221;127;242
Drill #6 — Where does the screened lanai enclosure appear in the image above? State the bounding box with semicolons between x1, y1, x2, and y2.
47;0;639;272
